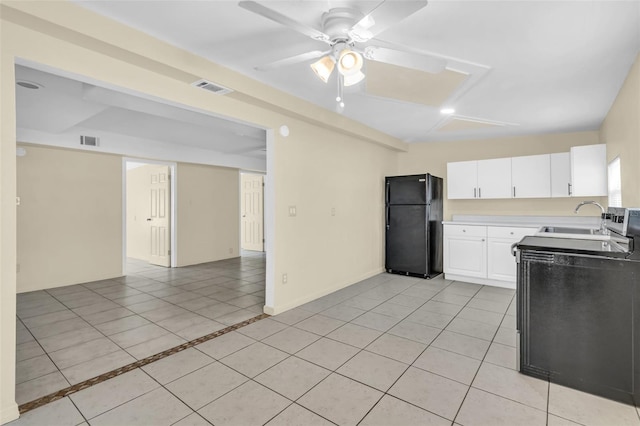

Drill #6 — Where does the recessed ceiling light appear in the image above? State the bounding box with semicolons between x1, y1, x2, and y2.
440;108;455;115
16;80;43;90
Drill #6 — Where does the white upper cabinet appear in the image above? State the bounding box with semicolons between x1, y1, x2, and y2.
511;154;551;198
550;152;571;197
571;144;607;197
447;158;511;199
447;160;478;199
446;144;607;200
477;158;512;199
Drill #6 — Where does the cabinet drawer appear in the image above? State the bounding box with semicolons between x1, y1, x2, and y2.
488;226;537;240
445;225;487;237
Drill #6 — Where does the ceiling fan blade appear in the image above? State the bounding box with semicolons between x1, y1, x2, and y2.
255;50;330;71
238;1;331;43
364;46;447;74
350;0;428;41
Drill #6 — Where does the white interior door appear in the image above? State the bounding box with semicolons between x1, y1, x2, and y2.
241;174;264;252
149;165;171;267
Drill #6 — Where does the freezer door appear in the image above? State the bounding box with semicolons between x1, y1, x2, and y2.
386;205;427;275
386;175;427;205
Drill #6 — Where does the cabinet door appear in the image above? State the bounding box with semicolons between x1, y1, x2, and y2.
551;152;571;197
487;238;518;286
444;236;487;278
511;154;551;198
571;144;607;196
447;161;477;200
477;158;511;199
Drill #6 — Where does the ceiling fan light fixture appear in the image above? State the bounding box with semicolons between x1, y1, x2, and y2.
343;70;365;87
310;55;336;83
337;49;363;76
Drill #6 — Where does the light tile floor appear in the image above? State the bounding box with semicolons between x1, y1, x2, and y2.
15;253;265;405
12;271;640;426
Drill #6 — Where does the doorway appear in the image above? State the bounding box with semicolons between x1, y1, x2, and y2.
241;173;265;253
124;159;177;271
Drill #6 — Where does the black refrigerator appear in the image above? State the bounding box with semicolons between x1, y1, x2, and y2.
385;174;443;279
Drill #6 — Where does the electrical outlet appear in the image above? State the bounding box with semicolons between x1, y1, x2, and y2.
282;273;288;284
331;207;336;216
288;206;297;217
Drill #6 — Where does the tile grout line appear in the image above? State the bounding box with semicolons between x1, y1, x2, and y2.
450;290;518;424
366;278;483;425
15;317;73;395
260;278;470;426
17;312;270;415
22;266;266;384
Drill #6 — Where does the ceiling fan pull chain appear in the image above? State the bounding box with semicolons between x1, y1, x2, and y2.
337;74;345;113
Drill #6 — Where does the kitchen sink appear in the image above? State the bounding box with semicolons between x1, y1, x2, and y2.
535;225;613;241
538;226;603;235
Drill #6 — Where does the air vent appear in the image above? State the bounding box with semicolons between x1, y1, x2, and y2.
80;135;99;147
191;79;233;95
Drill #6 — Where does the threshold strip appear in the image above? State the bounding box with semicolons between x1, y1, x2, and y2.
18;313;270;415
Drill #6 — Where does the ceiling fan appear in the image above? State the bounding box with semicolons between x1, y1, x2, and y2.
238;1;447;108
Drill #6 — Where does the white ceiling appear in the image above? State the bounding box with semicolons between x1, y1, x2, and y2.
71;0;640;143
15;65;267;162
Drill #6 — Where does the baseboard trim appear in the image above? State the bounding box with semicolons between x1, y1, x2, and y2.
444;273;515;289
264;267;385;315
0;402;20;425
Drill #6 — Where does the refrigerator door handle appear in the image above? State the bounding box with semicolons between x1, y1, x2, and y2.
386;182;390;204
386;206;390;230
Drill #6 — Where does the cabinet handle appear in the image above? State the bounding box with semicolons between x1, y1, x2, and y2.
463;229;466;232
568;183;572;196
513;186;516;197
481;238;485;242
474;188;477;198
510;231;514;235
478;187;482;198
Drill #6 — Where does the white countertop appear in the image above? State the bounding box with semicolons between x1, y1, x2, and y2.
442;215;601;229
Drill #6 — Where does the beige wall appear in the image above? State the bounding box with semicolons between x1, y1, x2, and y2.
0;31;20;424
7;2;637;422
2;2;407;421
16;144;123;293
601;54;640;207
270;122;396;313
176;163;240;266
398;131;606;219
126;165;153;262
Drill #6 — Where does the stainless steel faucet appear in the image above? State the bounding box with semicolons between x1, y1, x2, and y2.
574;201;609;235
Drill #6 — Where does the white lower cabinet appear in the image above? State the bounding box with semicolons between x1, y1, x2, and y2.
444;224;537;288
443;225;487;278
